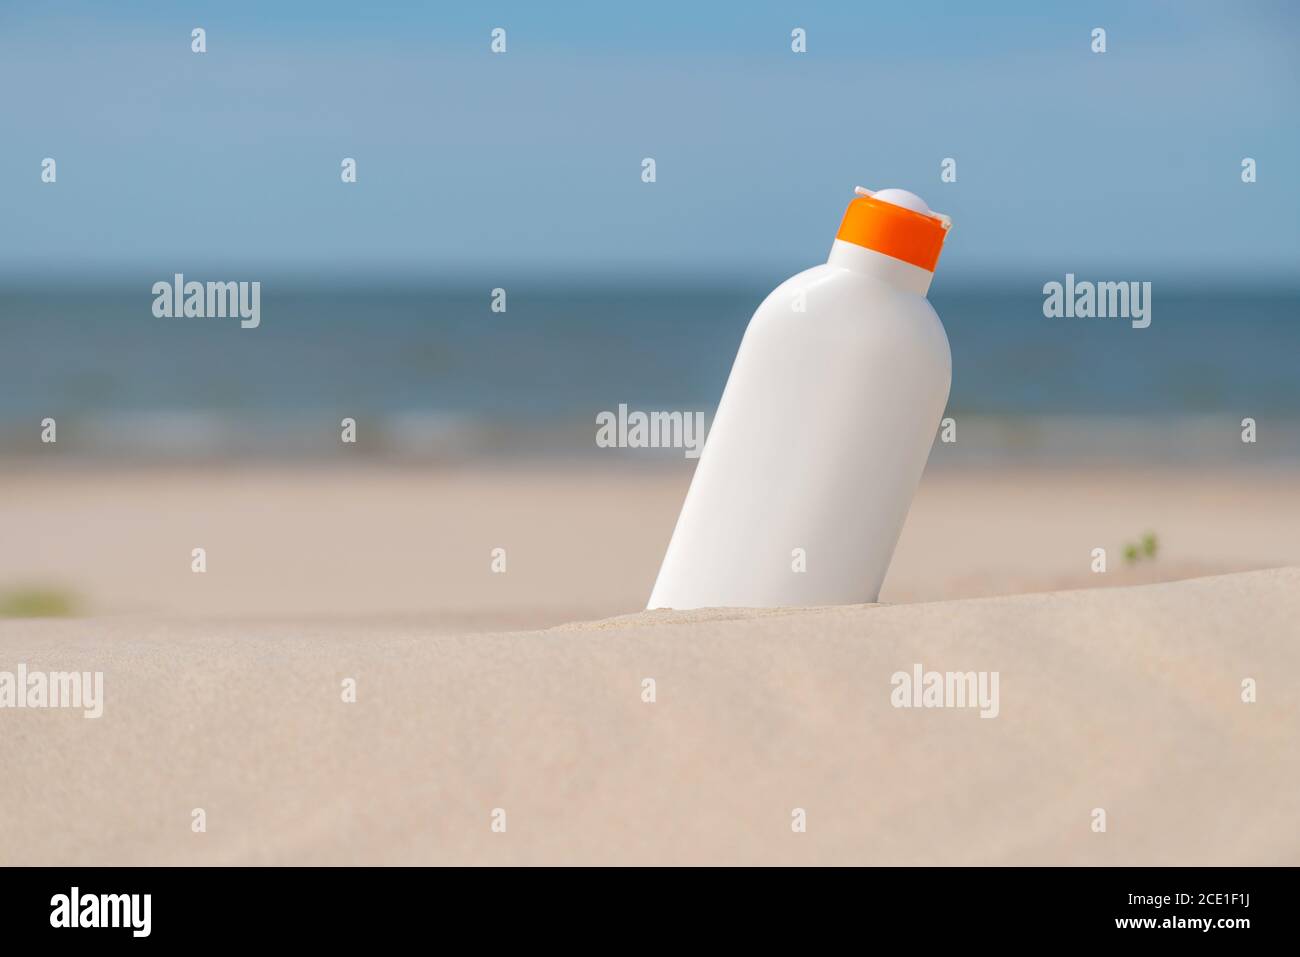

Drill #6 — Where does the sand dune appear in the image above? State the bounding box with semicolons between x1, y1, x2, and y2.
2;567;1296;865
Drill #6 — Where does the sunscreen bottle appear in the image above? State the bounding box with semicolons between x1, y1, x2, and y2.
648;187;952;609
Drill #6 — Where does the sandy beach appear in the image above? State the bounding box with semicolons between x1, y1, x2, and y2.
3;461;1299;623
2;462;1298;865
1;567;1296;866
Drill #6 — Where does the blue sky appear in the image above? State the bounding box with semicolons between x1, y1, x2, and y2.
2;0;1297;280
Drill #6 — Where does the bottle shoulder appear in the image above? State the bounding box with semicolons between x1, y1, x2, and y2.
768;263;938;310
759;264;944;328
747;265;951;373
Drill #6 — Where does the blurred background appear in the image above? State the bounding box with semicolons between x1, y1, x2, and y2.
1;0;1298;621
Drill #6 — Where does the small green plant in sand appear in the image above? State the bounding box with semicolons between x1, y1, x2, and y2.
0;586;79;618
1123;532;1159;566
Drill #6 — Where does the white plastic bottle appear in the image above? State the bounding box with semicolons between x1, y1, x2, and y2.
648;187;952;609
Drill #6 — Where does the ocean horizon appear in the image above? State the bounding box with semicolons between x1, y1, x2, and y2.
4;276;1298;463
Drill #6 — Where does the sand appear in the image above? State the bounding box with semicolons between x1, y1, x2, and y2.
2;463;1298;864
3;461;1299;623
0;567;1295;865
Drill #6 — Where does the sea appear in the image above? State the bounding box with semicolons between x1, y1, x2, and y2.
2;276;1297;464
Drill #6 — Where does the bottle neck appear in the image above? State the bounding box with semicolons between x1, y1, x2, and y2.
826;239;934;296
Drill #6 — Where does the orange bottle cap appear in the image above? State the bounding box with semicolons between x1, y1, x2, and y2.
835;187;951;272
